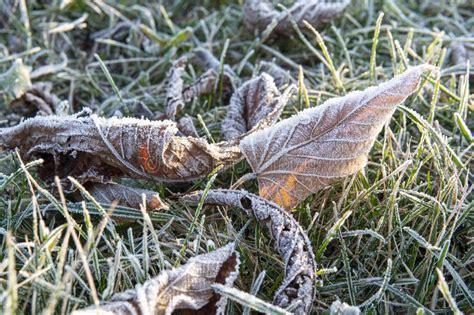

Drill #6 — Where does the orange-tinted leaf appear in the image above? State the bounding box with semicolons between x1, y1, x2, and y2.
240;65;435;209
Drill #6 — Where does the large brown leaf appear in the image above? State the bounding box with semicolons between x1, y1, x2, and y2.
181;189;316;315
72;243;240;315
222;73;292;140
240;65;434;209
0;113;241;185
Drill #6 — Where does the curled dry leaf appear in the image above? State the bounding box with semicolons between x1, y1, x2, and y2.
259;61;295;88
10;82;68;117
72;243;240;315
240;65;434;209
0;114;242;184
181;189;316;315
165;57;187;120
193;47;241;92
222;73;293;141
86;182;169;210
450;43;474;81
451;43;474;67
165;51;239;121
178;115;200;138
243;0;350;36
182;68;218;102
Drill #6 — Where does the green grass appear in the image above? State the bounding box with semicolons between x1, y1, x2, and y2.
0;0;472;314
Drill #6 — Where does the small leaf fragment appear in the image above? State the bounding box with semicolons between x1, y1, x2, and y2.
72;243;240;315
450;43;474;68
222;73;292;140
10;82;67;117
86;182;169;210
0;59;32;99
181;189;317;315
193;47;241;92
165;57;187;120
240;65;435;209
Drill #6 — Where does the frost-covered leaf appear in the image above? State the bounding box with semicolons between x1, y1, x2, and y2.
259;61;295;88
240;65;434;209
330;300;361;315
165;57;187;120
0;59;32;99
86;182;169;210
178;115;200;138
181;189;317;315
450;43;474;78
0;113;241;185
10;82;68;117
193;47;241;92
243;0;350;36
165;50;239;121
182;68;218;102
72;243;240;315
222;73;292;140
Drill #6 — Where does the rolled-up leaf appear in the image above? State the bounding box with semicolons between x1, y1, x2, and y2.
72;243;240;315
182;189;316;315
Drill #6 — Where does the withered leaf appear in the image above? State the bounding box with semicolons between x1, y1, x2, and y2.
181;189;316;315
72;243;240;315
0;114;241;184
451;43;474;67
182;69;218;102
0;59;32;99
222;73;293;141
165;57;187;121
240;65;434;209
193;48;241;92
10;82;68;117
243;0;350;37
165;52;238;121
259;61;295;88
178;115;200;138
86;182;169;211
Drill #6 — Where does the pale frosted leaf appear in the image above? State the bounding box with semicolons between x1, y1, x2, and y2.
10;82;66;117
240;65;434;209
87;182;169;210
0;113;241;184
330;300;361;315
182;69;218;102
72;243;240;315
243;0;350;36
178;115;200;138
259;61;295;88
0;59;32;99
450;43;474;79
193;47;241;92
165;57;187;120
222;73;292;140
181;189;316;315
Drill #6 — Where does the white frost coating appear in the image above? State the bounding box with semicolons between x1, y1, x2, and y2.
240;65;435;209
72;243;240;315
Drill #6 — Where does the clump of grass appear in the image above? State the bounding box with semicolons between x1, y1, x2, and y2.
0;0;472;314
